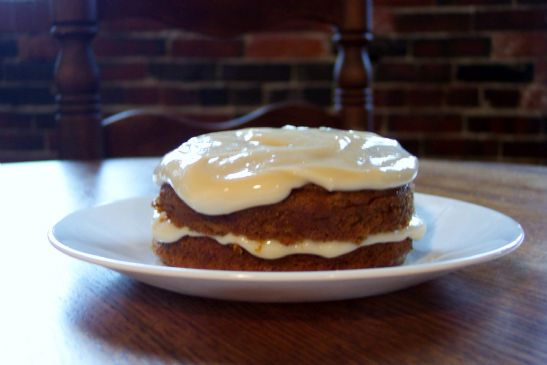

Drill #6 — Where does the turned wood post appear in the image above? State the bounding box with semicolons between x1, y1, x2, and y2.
333;0;373;131
51;0;103;159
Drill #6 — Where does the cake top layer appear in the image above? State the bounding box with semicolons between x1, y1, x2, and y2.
154;126;418;215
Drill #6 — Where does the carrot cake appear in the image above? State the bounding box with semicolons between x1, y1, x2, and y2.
151;126;425;271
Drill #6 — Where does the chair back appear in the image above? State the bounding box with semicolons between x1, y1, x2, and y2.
51;0;373;158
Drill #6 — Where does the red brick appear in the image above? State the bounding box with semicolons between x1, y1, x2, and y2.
374;89;405;107
536;60;547;83
484;89;521;108
159;88;200;106
373;7;396;34
413;38;491;58
17;35;58;61
457;63;533;83
101;18;169;32
375;0;435;6
172;38;243;58
376;62;451;82
94;37;165;57
502;141;547;159
121;87;159;104
406;88;444;107
274;20;333;33
375;88;444;107
420;63;453;82
492;32;547;58
475;9;547;31
245;34;330;59
424;138;498;158
394;12;473;33
445;88;480;106
439;0;511;4
521;86;547;111
376;63;415;81
388;114;463;132
177;113;236;123
100;62;147;80
468;116;543;134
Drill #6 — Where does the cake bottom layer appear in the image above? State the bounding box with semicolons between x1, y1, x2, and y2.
152;237;412;271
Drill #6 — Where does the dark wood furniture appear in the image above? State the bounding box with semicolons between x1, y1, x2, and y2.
50;0;373;158
3;158;546;364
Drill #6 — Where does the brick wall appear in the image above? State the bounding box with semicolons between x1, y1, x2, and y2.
0;0;545;163
373;0;547;163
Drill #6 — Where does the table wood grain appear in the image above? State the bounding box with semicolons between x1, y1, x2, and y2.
1;158;546;365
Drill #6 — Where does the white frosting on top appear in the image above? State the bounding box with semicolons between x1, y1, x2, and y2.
152;213;426;259
154;126;418;215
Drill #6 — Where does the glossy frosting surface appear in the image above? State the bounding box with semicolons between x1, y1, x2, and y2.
154;126;418;215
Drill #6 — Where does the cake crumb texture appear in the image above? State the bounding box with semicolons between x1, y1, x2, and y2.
153;237;413;271
154;183;414;245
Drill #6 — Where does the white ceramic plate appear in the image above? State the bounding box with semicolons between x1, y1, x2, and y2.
48;193;524;302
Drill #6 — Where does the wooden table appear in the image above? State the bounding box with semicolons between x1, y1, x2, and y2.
1;158;546;364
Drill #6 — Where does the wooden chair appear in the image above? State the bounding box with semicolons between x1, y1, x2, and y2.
50;0;373;158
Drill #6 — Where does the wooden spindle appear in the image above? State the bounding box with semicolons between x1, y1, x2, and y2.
51;0;103;159
333;0;373;131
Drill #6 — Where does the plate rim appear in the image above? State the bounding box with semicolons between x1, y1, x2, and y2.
47;192;525;283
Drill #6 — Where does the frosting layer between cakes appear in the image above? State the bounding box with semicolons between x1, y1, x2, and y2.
154;126;418;215
153;212;425;259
